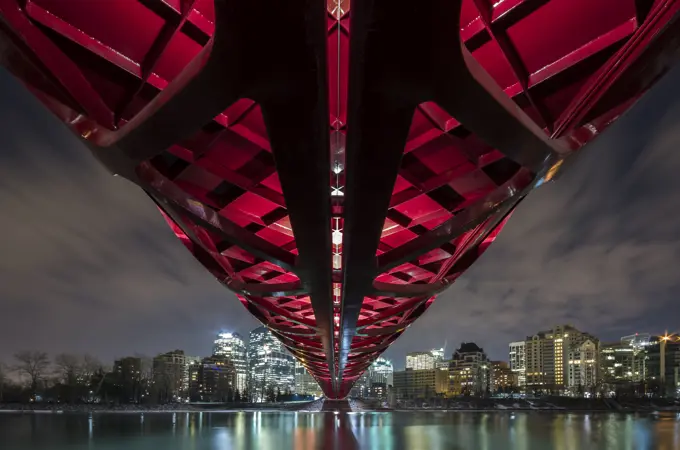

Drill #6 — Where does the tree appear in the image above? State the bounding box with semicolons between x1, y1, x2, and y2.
234;389;241;403
134;354;154;403
81;355;103;385
276;387;282;402
0;362;6;402
266;385;275;402
13;351;50;395
54;353;83;403
423;385;432;404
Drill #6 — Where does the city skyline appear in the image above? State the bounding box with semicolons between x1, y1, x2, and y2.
2;64;680;371
1;325;666;375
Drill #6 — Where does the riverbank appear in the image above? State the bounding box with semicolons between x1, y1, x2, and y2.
2;397;680;414
385;397;680;413
0;403;310;413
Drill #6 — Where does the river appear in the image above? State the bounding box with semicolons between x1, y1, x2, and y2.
1;411;680;449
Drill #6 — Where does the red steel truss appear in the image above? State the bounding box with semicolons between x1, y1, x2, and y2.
0;0;678;398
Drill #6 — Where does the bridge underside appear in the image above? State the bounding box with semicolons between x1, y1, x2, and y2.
0;0;678;398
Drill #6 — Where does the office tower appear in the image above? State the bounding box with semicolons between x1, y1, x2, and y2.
213;331;248;392
406;351;436;370
600;334;650;394
248;326;295;402
430;348;445;362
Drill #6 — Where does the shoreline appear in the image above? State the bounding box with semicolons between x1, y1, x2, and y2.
1;407;678;414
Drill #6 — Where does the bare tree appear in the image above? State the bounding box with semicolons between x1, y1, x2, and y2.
54;353;81;383
13;351;50;394
0;361;6;402
82;354;103;382
135;354;154;403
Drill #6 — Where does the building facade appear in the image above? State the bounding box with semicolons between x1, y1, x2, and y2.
188;355;236;402
567;339;599;393
113;356;143;403
490;361;518;393
600;334;649;394
152;350;187;401
509;341;526;387
247;326;295;402
406;352;436;370
448;342;490;396
367;357;394;399
524;325;598;394
350;372;370;398
393;369;449;400
646;336;680;397
430;348;445;362
184;355;201;395
213;332;248;392
294;361;323;397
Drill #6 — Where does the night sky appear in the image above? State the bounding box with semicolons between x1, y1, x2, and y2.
1;67;680;371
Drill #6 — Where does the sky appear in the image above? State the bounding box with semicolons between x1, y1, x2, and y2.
1;67;680;371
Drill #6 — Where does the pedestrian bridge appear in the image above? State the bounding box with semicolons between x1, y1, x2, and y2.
0;0;678;398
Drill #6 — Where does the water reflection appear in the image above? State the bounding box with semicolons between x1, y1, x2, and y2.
1;411;680;449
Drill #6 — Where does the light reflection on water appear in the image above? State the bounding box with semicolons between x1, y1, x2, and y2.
1;411;680;450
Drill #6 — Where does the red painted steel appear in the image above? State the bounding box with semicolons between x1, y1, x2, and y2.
0;0;678;398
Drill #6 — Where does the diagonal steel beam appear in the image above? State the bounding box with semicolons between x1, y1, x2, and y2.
376;169;535;273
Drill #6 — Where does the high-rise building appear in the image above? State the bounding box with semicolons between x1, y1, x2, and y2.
213;331;247;392
188;355;236;402
646;335;680;398
367;357;394;399
350;372;371;398
509;341;526;387
601;334;649;394
524;324;598;393
490;361;517;393
153;350;188;401
184;355;201;394
248;326;295;402
393;369;449;400
294;361;322;397
567;339;599;392
448;342;490;396
348;357;394;399
406;351;436;370
114;356;142;380
113;356;143;403
430;348;445;362
370;357;394;386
